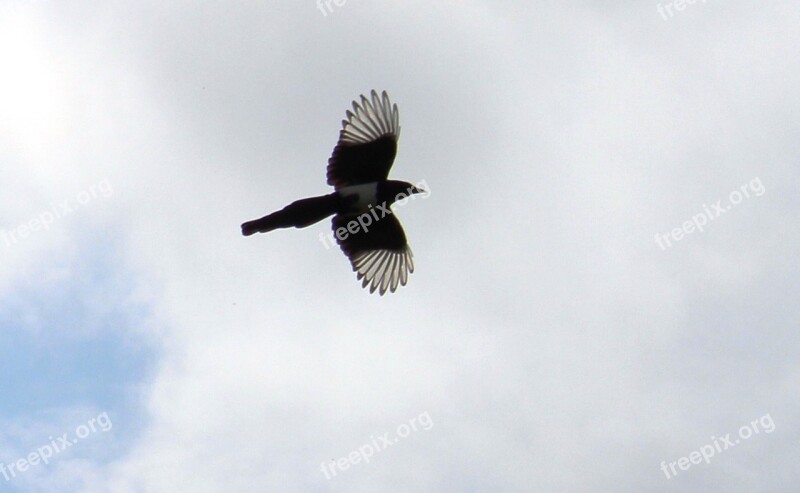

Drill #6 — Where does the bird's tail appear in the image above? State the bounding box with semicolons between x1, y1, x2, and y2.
241;194;340;236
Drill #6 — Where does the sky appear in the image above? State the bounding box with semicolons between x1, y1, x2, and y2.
0;0;798;491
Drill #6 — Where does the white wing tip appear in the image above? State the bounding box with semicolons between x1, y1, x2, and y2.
339;90;400;145
352;247;414;295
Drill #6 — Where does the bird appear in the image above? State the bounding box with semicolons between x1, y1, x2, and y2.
241;90;424;295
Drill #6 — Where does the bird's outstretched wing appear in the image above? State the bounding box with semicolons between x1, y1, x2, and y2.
327;90;400;189
332;212;413;295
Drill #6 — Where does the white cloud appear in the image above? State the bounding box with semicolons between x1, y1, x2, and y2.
2;1;799;492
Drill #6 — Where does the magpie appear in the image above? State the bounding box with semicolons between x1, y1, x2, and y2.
241;90;424;295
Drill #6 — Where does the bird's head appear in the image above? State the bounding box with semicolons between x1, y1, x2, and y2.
382;180;427;205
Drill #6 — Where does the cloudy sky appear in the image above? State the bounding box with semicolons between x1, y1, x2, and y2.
1;0;798;491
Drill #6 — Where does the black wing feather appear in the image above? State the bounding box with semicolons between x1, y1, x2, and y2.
326;90;401;189
332;212;413;295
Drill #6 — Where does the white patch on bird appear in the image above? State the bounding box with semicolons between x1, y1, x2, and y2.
339;183;379;213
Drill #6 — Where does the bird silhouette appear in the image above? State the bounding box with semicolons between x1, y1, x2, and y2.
241;90;424;295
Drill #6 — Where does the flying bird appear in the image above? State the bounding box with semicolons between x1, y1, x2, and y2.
241;90;424;295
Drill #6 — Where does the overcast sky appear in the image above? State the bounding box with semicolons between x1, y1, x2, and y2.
1;1;799;492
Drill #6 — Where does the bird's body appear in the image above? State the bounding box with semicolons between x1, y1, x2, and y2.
339;183;379;213
241;90;424;295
